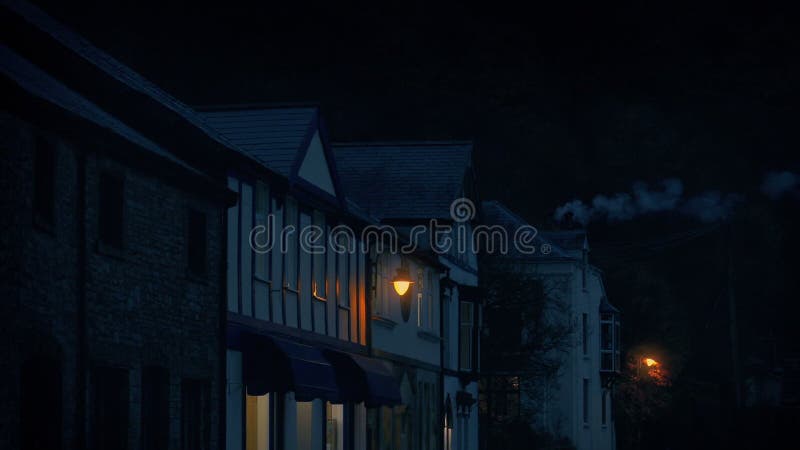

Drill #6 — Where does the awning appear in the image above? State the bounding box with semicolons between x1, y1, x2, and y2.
323;349;402;407
233;329;339;402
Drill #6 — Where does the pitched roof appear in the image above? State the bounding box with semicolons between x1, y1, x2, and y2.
332;142;473;220
1;44;202;177
480;201;570;260
3;0;255;161
198;107;318;178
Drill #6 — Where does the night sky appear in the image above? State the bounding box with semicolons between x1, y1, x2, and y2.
31;1;800;446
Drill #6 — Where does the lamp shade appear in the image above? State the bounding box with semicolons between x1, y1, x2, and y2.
392;266;413;296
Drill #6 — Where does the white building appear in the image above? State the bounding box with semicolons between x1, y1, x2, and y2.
481;202;620;450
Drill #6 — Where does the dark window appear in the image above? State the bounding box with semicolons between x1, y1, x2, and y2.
33;135;56;226
582;313;588;355
188;209;207;275
142;367;169;450
91;366;129;450
582;378;589;425
21;357;62;450
181;379;210;450
460;302;474;370
601;390;607;425
98;172;124;248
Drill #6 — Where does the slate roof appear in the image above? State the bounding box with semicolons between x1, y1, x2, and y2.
480;201;570;260
3;0;252;160
1;44;203;177
198;107;318;178
332;142;473;220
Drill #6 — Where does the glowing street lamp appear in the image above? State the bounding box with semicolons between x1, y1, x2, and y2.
392;266;413;296
644;358;659;367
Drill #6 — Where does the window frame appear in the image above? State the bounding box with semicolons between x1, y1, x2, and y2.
187;208;208;277
32;133;56;230
459;301;474;371
98;170;125;250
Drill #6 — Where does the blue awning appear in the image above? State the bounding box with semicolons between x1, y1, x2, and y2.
323;349;402;407
230;327;339;402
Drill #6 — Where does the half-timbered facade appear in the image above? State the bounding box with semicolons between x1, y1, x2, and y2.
200;106;402;450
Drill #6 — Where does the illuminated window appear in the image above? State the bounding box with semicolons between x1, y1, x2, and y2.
297;401;313;450
246;394;270;450
326;402;344;450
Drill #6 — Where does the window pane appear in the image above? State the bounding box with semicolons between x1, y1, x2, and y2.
299;212;312;330
99;172;123;248
181;379;210;450
21;357;62;450
380;406;392;450
313;212;326;298
33;135;55;225
240;183;253;316
326;402;344;450
92;366;129;450
601;391;607;425
460;302;473;370
285;198;298;289
582;313;588;355
254;182;270;281
246;394;270;450
582;379;589;424
601;323;612;350
297;401;313;450
337;235;349;307
188;209;207;275
226;178;239;313
142;367;169;450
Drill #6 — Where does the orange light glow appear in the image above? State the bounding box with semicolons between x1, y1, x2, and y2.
392;280;411;296
644;358;658;367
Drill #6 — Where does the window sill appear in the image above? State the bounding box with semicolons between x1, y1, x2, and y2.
417;330;440;343
372;315;397;330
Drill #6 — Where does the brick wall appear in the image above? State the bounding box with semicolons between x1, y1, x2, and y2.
0;111;225;450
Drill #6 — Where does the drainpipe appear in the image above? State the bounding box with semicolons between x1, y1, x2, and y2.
75;148;87;450
219;209;228;450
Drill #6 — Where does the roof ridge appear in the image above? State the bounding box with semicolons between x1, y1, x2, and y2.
194;102;321;112
4;0;249;154
332;140;473;147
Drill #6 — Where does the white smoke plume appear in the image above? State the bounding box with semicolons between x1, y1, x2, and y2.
554;178;742;225
761;171;799;199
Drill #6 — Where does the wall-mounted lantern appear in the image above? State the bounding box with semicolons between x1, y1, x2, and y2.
392;263;414;296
